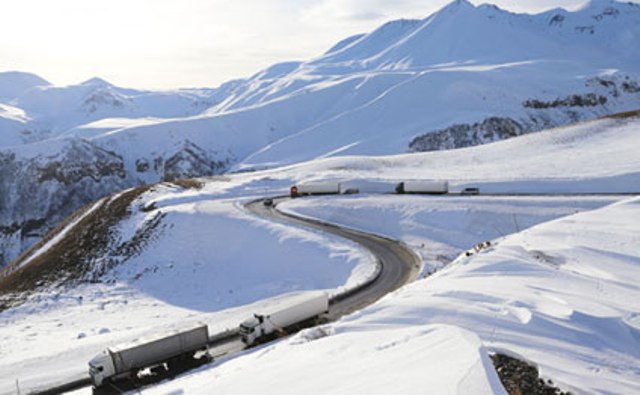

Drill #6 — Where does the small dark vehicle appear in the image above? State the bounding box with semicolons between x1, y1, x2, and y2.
461;187;480;195
263;198;274;207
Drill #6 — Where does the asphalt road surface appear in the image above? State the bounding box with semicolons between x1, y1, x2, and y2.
35;196;421;394
245;197;421;319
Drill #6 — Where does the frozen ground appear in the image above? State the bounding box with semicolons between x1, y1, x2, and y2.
0;192;373;393
139;197;640;394
280;195;622;275
0;112;638;394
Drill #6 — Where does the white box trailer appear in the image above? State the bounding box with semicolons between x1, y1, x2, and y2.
338;180;397;195
291;182;341;197
89;324;209;387
396;180;448;194
240;292;329;346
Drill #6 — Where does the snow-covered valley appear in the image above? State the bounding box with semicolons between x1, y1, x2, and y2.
2;0;640;266
1;106;639;393
1;0;640;394
142;196;640;395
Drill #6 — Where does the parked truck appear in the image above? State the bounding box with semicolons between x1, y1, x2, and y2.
290;182;341;198
88;324;210;387
239;292;329;346
395;180;448;194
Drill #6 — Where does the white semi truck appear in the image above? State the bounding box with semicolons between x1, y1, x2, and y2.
88;324;210;387
395;180;449;194
240;292;329;346
290;182;341;198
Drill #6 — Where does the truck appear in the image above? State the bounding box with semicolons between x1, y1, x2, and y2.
395;180;448;194
88;324;210;387
239;292;329;346
290;182;341;198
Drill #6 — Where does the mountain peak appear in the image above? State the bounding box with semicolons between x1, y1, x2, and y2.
440;0;475;12
80;77;113;87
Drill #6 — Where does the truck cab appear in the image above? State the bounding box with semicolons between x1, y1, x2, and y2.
89;350;116;386
239;315;264;345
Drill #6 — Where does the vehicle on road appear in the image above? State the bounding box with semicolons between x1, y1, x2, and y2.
461;187;480;195
240;292;329;346
395;180;448;194
89;325;210;387
263;198;274;207
290;182;341;198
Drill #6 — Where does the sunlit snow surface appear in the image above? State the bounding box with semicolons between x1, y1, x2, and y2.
148;196;638;395
1;113;638;393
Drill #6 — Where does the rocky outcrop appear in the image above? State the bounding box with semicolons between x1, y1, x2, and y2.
523;93;607;109
409;117;526;152
0;139;230;267
153;140;230;182
409;75;640;153
0;186;166;310
0;141;129;265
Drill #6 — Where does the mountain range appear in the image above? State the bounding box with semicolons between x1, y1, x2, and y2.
1;0;639;266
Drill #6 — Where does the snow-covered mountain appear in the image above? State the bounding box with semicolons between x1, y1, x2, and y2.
0;71;49;102
0;75;223;146
1;0;640;266
1;113;638;394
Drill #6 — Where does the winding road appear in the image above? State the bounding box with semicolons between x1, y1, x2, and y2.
246;197;421;318
34;196;421;394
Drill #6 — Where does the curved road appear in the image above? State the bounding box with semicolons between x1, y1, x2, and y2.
36;196;421;394
246;197;421;319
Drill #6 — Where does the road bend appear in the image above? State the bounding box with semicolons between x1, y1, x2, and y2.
245;197;421;319
33;196;421;394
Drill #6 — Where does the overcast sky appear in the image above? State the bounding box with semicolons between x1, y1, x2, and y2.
0;0;627;89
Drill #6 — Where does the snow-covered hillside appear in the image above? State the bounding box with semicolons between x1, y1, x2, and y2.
0;76;221;146
1;0;640;269
0;110;638;394
145;195;640;395
0;71;49;102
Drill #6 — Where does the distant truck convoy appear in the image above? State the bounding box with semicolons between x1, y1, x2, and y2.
290;180;449;198
89;325;210;387
239;292;329;346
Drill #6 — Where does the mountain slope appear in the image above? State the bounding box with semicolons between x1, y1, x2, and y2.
1;0;640;266
1;113;638;394
0;71;50;102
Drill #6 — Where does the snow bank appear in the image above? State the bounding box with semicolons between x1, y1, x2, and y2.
280;195;620;275
139;197;640;394
142;324;505;395
0;185;374;393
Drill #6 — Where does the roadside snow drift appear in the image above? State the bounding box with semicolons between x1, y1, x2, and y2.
0;184;373;392
143;197;640;395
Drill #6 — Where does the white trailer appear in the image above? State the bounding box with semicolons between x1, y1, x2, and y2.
239;292;329;346
338;180;397;195
88;325;209;387
291;182;341;198
396;180;448;194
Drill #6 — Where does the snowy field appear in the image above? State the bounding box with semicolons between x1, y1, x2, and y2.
280;195;622;275
0;114;638;394
0;192;373;393
141;197;640;394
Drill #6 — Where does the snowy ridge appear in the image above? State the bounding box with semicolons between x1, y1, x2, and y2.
1;0;640;267
1;112;638;393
